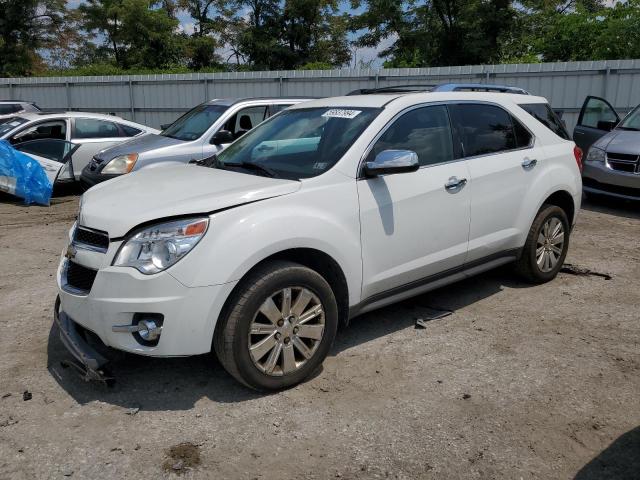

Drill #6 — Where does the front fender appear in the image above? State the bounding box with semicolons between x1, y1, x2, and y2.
167;175;363;306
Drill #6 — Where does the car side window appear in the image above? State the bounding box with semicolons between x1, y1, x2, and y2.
224;106;268;139
519;103;570;140
367;105;454;166
10;120;67;145
450;104;520;157
74;118;121;139
580;97;618;129
0;104;20;115
269;104;293;116
119;124;142;137
512;115;533;148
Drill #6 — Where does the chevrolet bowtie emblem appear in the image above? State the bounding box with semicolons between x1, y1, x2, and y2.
65;244;77;260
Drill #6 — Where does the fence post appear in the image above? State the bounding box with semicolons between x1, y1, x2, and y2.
128;79;135;121
8;83;14;100
375;72;379;89
65;82;71;110
205;78;210;101
278;75;283;97
603;65;611;99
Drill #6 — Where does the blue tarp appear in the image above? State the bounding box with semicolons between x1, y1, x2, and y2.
0;140;52;205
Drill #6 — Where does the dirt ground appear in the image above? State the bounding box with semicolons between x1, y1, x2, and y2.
0;190;639;480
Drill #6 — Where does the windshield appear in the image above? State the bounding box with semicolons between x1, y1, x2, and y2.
618;105;640;131
215;107;381;180
0;117;28;137
161;104;227;141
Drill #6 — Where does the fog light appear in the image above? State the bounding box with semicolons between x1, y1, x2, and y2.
138;319;161;341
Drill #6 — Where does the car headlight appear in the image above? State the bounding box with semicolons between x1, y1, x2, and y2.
113;217;209;274
102;153;138;174
585;147;605;163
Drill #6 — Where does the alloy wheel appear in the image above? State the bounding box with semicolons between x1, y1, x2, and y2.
248;287;325;376
536;216;565;273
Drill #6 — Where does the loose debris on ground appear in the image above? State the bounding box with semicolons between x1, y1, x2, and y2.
162;442;201;475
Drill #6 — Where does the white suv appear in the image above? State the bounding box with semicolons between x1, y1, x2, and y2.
55;91;582;390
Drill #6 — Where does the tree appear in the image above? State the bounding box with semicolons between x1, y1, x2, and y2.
350;0;520;68
233;0;351;70
0;0;68;76
79;0;185;69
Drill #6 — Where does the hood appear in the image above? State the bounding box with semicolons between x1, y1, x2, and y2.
592;130;640;154
95;133;186;161
79;166;301;237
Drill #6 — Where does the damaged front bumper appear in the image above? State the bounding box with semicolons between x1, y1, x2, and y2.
54;295;114;385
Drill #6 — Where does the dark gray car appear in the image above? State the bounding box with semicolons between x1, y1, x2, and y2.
574;95;640;201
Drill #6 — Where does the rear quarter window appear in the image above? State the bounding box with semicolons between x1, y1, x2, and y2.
519;103;570;140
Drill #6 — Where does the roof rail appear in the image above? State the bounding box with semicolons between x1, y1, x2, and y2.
346;85;436;95
433;83;529;94
347;83;529;96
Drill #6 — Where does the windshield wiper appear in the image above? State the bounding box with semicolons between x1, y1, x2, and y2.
230;161;277;178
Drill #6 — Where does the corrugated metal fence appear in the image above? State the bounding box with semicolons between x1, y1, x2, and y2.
1;59;640;132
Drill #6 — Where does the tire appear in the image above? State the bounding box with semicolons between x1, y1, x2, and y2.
214;260;338;391
515;204;570;284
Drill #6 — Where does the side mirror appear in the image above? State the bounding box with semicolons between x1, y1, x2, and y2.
597;120;617;132
364;150;419;177
211;129;234;145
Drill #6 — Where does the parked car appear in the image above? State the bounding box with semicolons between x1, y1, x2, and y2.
0;100;41;120
12;139;79;185
573;96;640;201
80;97;312;188
0;112;158;184
55;90;581;390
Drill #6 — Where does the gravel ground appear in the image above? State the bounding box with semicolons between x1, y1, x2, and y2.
0;190;639;480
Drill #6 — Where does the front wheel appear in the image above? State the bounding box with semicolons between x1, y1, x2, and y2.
515;204;570;283
214;260;338;391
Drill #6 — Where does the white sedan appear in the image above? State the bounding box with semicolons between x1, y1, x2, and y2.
0;112;158;183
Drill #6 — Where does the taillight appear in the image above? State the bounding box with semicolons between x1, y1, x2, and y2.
573;145;583;172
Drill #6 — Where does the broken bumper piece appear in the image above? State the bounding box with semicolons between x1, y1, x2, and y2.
54;295;114;385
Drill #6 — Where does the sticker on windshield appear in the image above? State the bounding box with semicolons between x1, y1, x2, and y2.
322;109;362;119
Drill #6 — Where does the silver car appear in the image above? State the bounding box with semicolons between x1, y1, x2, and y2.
0;112;158;184
80;97;311;188
574;95;640;201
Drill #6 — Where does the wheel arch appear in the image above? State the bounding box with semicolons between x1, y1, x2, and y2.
214;247;351;343
541;189;576;225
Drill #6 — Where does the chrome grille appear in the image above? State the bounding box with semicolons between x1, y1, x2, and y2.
73;226;109;252
607;152;640;174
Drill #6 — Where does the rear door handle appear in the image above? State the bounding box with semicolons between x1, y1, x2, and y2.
522;158;537;170
444;176;467;191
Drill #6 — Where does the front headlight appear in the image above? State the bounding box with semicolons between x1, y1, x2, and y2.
586;147;605;163
113;217;209;274
102;153;138;174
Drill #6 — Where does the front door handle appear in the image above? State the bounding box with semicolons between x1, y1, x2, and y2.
444;176;467;192
522;158;537;170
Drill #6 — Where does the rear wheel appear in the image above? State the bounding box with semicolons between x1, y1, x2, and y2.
214;260;338;391
515;205;570;283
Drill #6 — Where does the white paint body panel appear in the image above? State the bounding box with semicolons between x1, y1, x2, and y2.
57;91;582;357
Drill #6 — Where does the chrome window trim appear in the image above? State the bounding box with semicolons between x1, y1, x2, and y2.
357;100;536;179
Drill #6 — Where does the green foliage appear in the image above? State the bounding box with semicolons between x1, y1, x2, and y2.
0;0;67;76
2;0;640;77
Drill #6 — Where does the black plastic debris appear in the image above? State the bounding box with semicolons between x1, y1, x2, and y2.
560;263;613;280
22;391;32;401
415;307;453;329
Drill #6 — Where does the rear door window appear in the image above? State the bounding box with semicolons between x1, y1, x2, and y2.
450;104;518;157
519;103;570;139
73;118;121;139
